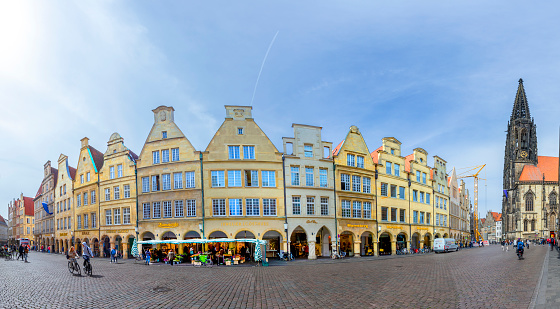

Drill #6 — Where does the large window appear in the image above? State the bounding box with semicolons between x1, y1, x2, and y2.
426;213;431;225
416;171;420;182
262;171;276;187
77;215;81;229
413;211;418;224
229;199;242;216
363;177;371;193
307;197;315;215
114;186;120;200
419;192;424;203
243;146;255;159
380;183;388;196
84;214;89;228
153;202;161;218
124;185;130;198
213;199;226;216
105;188;110;201
77;194;81;207
305;168;314;187
386;162;392;175
142;177;149;192
162;174;171;190
186;200;196;217
321;198;329;216
152;175;160;191
246;199;260;216
228;146;240;159
390;185;397;198
341;174;351;191
352;175;361;192
110;166;115;179
395;164;400;177
422;173;426;184
174;173;183;189
263;199;276;216
391;208;397;222
291;167;300;186
105;210;112;225
83;192;88;205
304;145;313;157
185;171;195;188
400;209;405;222
363;202;371;218
123;208;130;224
526;192;534;211
355;155;364;168
319;169;328;187
171;148;180;161
161;149;169;163
175;200;184;217
292;197;301;215
211;171;225;187
228;170;242;187
419;212;424;224
114;208;121;225
245;170;258;187
341;200;351;218
381;207;388;221
117;164;123;178
153;151;160;164
352;201;361;218
143;203;150;219
163;201;172;218
426;193;431;204
413;190;418;202
347;154;355;167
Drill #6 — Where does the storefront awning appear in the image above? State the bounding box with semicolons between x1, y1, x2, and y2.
137;238;267;245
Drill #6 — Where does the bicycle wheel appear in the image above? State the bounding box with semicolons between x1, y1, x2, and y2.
75;263;81;276
68;261;74;274
85;262;92;276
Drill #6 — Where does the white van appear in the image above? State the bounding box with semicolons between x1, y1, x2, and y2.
434;238;458;253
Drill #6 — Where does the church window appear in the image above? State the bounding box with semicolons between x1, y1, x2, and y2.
523;220;528;232
526;192;534;212
531;219;535;231
550;192;557;206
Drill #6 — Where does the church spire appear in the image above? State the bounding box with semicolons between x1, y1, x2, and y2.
511;78;531;121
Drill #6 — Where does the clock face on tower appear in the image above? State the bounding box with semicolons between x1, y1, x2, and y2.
520;150;528;158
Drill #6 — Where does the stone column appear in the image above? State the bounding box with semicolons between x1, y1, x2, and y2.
406;240;411;251
373;240;379;256
122;243;129;259
308;241;317;260
353;240;361;257
178;245;184;255
391;240;396;255
419;240;425;251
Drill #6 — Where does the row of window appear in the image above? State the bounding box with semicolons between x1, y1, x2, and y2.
143;200;196;219
436;214;448;227
341;200;372;218
108;164;124;179
142;172;196;192
435;196;447;210
347;154;365;168
290;167;328;187
105;208;131;225
228;145;255;160
212;198;277;216
56;217;72;230
76;213;96;229
104;185;131;201
153;148;181;164
211;170;276;188
381;207;407;222
76;190;96;207
56;198;72;213
291;196;329;216
340;174;371;193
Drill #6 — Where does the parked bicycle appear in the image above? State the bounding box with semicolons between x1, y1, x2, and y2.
277;252;294;261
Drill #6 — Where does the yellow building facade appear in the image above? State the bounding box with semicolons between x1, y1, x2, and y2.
99;133;138;258
54;154;76;254
137;106;203;255
202;106;286;256
333;126;377;257
73;137;104;255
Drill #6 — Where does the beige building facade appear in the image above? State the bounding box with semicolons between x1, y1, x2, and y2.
99;133;138;258
283;124;335;259
54;154;76;254
34;161;58;250
137;106;203;255
73;137;104;255
202;106;285;257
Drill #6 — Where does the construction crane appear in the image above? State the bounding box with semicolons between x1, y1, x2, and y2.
458;164;486;242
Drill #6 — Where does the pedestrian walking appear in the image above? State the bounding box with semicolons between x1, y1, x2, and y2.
167;250;175;266
18;245;24;261
145;249;151;265
24;245;29;263
501;240;504;251
110;247;116;263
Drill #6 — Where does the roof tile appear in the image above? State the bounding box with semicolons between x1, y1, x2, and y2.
519;156;559;182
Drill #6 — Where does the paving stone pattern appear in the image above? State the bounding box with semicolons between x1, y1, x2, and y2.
0;245;547;309
534;246;560;309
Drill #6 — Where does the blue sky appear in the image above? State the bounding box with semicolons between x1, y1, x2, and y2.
2;1;560;220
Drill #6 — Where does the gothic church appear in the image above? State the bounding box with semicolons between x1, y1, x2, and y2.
502;79;559;240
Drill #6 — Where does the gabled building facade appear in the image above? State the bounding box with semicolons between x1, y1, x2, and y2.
73;137;104;255
137;106;203;256
99;133;138;258
34;161;58;251
54;154;76;254
203;106;285;257
283;124;335;259
333;126;376;257
432;156;450;241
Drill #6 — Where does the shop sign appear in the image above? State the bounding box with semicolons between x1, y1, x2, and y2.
386;225;401;229
416;227;429;230
81;231;90;235
158;223;179;228
347;224;368;228
221;222;269;227
59;233;68;236
105;230;130;234
306;220;318;224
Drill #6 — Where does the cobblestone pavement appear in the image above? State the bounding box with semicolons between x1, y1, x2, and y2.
533;245;560;309
0;245;547;309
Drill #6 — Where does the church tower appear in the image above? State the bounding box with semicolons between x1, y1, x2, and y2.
502;79;538;234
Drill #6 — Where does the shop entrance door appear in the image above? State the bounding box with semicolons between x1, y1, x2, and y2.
396;233;406;253
290;227;308;258
378;233;391;255
361;232;373;256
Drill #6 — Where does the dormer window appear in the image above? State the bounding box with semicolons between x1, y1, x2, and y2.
420;158;423;163
304;145;313;158
162;131;167;139
237;128;244;135
391;149;395;155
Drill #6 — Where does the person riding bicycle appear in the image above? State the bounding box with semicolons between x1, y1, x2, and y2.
82;242;93;267
67;246;78;263
517;238;525;256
